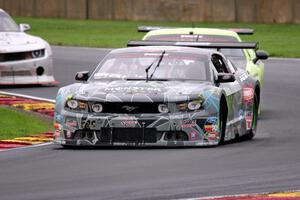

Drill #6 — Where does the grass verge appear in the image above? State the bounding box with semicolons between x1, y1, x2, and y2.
0;106;53;140
15;17;300;57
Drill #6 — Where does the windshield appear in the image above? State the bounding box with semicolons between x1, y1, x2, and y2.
91;51;210;81
145;34;245;58
0;12;20;32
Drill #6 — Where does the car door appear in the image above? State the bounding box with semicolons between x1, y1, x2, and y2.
211;53;243;138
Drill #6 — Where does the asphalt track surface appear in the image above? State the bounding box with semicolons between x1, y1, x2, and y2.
0;46;300;200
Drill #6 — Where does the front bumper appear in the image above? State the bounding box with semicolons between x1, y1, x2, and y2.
54;110;220;147
0;55;57;85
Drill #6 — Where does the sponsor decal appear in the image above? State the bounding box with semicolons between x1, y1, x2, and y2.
66;130;72;138
104;86;162;93
121;120;138;127
55;114;64;123
208;132;218;141
239;109;244;117
181;119;197;128
204;124;218;132
206;116;217;124
81;119;102;129
180;35;198;38
204;125;213;131
245;115;252;129
189;131;198;140
65;119;78;127
243;87;254;102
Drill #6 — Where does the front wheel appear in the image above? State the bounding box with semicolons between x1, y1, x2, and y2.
218;105;226;145
245;94;258;140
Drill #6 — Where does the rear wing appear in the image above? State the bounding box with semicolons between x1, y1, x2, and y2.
127;40;258;50
137;26;254;35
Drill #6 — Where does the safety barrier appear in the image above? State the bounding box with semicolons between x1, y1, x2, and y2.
0;0;299;24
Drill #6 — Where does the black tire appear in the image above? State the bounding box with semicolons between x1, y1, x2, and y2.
61;144;71;149
218;103;226;145
245;94;258;140
61;144;77;149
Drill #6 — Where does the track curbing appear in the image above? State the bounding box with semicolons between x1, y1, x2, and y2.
0;91;55;150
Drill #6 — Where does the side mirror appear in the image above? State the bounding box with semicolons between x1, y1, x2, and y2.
75;71;90;81
216;73;236;83
19;23;31;32
253;50;269;64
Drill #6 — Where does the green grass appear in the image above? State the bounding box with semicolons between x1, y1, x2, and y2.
15;17;300;58
0;107;53;140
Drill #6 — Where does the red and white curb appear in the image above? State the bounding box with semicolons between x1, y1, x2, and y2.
178;190;300;200
0;91;55;150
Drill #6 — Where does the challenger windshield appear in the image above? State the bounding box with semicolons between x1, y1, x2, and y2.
91;51;209;81
0;12;20;32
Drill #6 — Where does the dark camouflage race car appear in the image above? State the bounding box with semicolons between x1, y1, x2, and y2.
54;41;262;147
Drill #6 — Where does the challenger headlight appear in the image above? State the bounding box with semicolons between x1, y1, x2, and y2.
66;99;87;112
158;104;169;113
31;49;45;58
91;103;103;113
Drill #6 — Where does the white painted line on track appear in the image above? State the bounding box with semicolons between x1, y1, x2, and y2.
0;91;55;103
0;142;53;153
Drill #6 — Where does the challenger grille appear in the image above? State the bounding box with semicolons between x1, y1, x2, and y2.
90;102;161;114
0;49;45;62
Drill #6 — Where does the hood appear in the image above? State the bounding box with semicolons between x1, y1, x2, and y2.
63;80;214;103
0;32;46;53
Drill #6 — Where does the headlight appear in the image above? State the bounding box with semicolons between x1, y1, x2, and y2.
188;101;201;110
158;104;169;113
67;99;78;109
92;103;103;113
177;100;202;111
31;49;45;58
66;99;87;111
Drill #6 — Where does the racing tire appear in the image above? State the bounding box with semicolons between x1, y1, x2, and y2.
218;102;227;145
245;94;258;140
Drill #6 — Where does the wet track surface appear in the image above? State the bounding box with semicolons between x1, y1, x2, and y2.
0;46;300;200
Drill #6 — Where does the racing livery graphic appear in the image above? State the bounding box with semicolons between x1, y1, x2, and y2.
54;41;262;147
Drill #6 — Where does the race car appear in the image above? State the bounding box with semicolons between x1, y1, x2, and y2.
0;9;57;85
138;26;268;86
54;41;265;147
